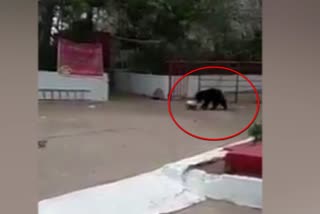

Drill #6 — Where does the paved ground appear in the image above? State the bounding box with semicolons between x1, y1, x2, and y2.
172;200;261;214
38;93;261;213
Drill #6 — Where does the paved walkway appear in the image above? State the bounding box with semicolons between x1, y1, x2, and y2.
39;94;261;213
172;200;261;214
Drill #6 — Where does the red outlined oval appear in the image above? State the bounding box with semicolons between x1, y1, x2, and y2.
167;66;261;141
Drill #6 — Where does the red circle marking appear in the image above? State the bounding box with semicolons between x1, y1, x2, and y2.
167;66;261;141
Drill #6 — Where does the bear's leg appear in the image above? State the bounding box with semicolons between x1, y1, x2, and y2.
201;100;210;110
221;99;228;110
210;101;218;110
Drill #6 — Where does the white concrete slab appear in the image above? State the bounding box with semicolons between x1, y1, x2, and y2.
39;137;261;214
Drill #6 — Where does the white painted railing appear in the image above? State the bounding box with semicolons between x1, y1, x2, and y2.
114;70;262;99
38;71;109;101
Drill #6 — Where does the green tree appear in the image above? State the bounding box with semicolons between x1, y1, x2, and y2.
38;0;59;70
248;123;262;143
38;0;106;70
38;0;261;71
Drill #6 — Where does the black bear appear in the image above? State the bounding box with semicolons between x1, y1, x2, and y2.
195;88;228;110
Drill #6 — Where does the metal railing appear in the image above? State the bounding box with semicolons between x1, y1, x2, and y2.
38;89;90;100
167;60;262;103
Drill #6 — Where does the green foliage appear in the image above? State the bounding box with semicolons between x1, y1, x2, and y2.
38;0;262;71
214;30;261;61
125;0;261;73
38;0;58;71
248;30;262;61
38;0;98;70
128;36;212;74
116;0;201;43
128;45;169;74
248;123;262;143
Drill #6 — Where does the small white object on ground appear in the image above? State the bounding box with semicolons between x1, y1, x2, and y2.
88;105;96;109
40;115;47;119
186;100;198;110
186;100;197;106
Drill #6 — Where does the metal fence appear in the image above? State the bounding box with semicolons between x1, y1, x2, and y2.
38;89;90;100
167;60;262;103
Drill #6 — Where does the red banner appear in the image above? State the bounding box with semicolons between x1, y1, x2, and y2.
57;38;104;76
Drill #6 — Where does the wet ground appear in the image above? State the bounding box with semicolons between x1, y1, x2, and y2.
38;93;261;213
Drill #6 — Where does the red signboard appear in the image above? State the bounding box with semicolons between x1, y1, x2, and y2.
57;38;104;76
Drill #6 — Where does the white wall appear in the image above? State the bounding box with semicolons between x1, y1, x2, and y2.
114;70;262;99
114;70;169;98
162;137;262;209
38;71;109;101
184;170;262;209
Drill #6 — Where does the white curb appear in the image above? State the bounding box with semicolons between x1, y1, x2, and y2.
39;137;261;214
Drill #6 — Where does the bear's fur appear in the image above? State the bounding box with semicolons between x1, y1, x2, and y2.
195;88;228;110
